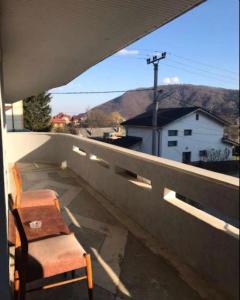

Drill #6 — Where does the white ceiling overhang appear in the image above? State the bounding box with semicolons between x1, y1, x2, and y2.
0;0;204;102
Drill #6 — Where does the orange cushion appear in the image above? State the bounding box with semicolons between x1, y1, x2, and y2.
17;233;86;281
21;189;57;208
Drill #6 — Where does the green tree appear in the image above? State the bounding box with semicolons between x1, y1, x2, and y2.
23;92;52;131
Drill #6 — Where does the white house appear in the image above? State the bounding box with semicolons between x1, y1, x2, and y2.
122;107;232;163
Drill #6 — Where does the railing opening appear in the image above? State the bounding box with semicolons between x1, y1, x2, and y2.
175;190;239;228
164;188;239;235
72;146;87;156
115;166;152;190
89;154;109;168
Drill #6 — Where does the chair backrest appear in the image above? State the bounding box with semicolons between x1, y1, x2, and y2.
8;210;16;246
12;163;23;208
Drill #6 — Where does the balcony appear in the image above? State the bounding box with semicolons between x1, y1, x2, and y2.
6;132;239;300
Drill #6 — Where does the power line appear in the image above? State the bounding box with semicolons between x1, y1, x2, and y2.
163;63;237;85
170;52;239;76
136;48;239;76
131;53;238;82
52;88;153;95
167;58;238;82
111;51;239;83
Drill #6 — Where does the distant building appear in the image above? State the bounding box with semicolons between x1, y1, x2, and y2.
93;135;142;149
52;112;72;128
121;107;233;163
5;100;24;131
51;118;66;128
78;126;125;138
71;113;86;126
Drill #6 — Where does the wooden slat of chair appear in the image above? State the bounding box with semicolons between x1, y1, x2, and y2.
14;271;20;300
12;165;22;208
15;247;94;300
13;211;94;300
12;163;60;210
85;253;94;299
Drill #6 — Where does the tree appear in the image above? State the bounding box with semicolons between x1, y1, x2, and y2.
84;108;125;128
110;111;125;126
85;109;112;128
52;123;79;135
23;92;52;131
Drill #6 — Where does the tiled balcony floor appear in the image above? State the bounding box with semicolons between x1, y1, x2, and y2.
18;162;205;300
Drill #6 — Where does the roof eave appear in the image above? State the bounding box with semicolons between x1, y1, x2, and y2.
1;0;205;101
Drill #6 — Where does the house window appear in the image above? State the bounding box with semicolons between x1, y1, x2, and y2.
168;130;178;136
184;129;192;136
199;150;207;157
168;141;177;147
196;113;199;120
182;152;191;163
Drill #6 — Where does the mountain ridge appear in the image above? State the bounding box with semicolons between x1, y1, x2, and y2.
89;84;239;124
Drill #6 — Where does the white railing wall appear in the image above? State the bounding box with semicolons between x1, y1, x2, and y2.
7;132;239;299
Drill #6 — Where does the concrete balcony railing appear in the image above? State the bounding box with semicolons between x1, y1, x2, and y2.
7;132;239;299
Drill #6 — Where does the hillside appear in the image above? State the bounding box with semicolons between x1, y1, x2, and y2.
91;84;239;124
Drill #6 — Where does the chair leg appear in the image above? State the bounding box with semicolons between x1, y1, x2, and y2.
18;268;26;300
19;280;26;300
88;288;93;300
14;271;20;300
85;254;93;300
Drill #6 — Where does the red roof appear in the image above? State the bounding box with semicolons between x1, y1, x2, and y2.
52;118;66;124
54;112;71;120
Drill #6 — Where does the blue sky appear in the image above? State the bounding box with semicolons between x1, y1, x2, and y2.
50;0;239;115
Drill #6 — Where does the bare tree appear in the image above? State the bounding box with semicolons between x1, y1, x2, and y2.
85;109;111;128
110;111;125;126
206;148;231;161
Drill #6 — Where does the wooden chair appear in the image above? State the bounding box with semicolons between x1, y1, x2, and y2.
12;163;60;210
14;214;93;300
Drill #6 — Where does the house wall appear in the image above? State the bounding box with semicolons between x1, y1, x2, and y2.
52;122;65;128
127;127;153;154
5;100;24;131
127;111;232;162
161;111;232;162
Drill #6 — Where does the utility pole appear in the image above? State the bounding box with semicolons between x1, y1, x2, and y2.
147;52;166;155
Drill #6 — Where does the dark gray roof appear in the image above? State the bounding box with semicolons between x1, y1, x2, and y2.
78;127;115;138
121;107;228;127
92;136;142;148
